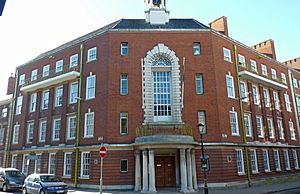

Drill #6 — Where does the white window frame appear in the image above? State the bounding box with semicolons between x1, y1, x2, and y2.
195;74;204;95
63;152;72;177
67;115;76;140
283;150;291;170
29;93;37;113
250;60;257;72
261;64;267;76
274;150;281;171
55;59;64;73
267;117;275;139
289;121;296;140
16;96;23;115
226;75;235;98
121;42;129;56
223;48;231;62
11;154;17;168
1;108;7;118
84;112;94;138
278;119;285;140
41;90;50;110
263;88;271;107
70;54;78;68
244;113;252;137
273;91;280;110
230;111;239;136
236;149;245;175
250;149;258;173
193;42;201;56
39;120;47;143
26;122;34;144
292;150;299;169
294;78;298;88
120;112;128;135
0;128;4;145
43;65;50;77
86;75;96;100
281;73;287;84
238;54;245;67
19;74;25;86
262;149;270;172
271;68;277;80
80;152;90;178
285;93;291;112
54;86;63;107
120;74;128;96
22;154;29;175
256;115;264;138
87;47;97;62
252;85;260;105
239;81;248;102
34;154;42;173
52;118;61;141
48;153;56;174
69;81;78;104
12;124;19;144
31;69;38;81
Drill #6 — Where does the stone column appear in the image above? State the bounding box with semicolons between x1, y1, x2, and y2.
186;149;194;192
142;150;149;193
135;150;141;192
180;148;188;193
191;149;198;190
148;149;157;193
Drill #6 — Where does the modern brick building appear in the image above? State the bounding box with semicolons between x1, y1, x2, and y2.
3;0;300;192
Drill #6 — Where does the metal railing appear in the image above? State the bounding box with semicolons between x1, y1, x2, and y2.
22;65;80;87
136;124;193;137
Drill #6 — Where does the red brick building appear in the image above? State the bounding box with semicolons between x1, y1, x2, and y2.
4;0;300;192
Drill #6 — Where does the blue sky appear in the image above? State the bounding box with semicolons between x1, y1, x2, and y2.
0;0;299;100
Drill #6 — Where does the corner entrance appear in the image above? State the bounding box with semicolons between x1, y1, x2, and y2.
155;156;176;187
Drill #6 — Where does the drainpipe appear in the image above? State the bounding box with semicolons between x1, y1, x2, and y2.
233;44;251;187
4;69;19;167
74;43;84;187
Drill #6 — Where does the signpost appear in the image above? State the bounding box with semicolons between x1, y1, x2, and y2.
99;146;107;194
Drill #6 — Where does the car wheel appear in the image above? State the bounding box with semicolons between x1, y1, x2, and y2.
22;188;27;194
2;184;8;192
40;190;45;194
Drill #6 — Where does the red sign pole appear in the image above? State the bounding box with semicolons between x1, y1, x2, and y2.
99;145;107;194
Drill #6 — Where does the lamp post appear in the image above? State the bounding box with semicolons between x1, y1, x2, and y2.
198;123;208;194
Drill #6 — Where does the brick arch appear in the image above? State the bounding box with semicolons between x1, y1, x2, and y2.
142;43;182;124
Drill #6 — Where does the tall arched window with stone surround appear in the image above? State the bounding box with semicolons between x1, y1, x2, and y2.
142;43;182;124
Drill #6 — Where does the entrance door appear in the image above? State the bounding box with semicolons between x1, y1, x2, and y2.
155;156;176;187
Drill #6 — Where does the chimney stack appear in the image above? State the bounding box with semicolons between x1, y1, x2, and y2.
6;74;15;95
209;16;229;36
252;39;277;60
284;57;300;72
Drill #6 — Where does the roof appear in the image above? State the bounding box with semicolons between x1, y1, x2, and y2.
18;18;210;68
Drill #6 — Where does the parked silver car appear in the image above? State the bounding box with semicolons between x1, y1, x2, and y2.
0;168;26;192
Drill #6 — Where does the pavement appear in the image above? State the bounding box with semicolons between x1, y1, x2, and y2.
68;177;300;194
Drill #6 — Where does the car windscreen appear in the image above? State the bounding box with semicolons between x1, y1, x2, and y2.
6;170;24;177
40;175;61;182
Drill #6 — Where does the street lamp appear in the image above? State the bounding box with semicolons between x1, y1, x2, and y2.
198;123;209;194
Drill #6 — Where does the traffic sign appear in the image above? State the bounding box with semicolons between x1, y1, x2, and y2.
99;146;107;158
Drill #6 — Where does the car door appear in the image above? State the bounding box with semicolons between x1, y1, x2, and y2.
26;176;35;194
32;176;41;194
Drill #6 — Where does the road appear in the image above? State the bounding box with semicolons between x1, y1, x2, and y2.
273;188;300;194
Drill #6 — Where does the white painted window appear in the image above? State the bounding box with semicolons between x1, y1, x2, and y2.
283;150;291;170
274;150;281;171
87;47;97;62
195;74;204;95
19;74;25;86
121;42;128;56
16;96;23;115
11;155;17;168
84;112;94;138
277;119;285;140
22;154;29;175
43;65;50;77
273;91;280;110
238;54;245;67
12;125;19;144
285;93;291;112
239;81;248;101
193;42;201;56
69;81;78;104
198;111;207;133
281;73;287;84
39;120;47;142
0;128;4;145
252;85;260;105
70;54;78;68
263;88;270;107
296;96;300;113
292;150;299;169
48;153;56;174
261;64;267;76
67;115;76;140
244;113;252;137
86;75;96;99
289;121;296;140
294;78;298;88
267;117;275;139
223;48;231;62
262;150;270;172
256;116;264;138
250;60;257;72
271;68;277;80
120;112;128;135
55;59;63;73
1;108;7;118
34;154;42;173
31;69;38;81
29;93;37;112
81;152;90;178
52;118;61;141
26;122;34;144
120;74;128;96
250;150;258;173
41;90;50;110
226;75;235;98
64;153;72;177
236;149;245;175
230;111;239;135
55;86;63;107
